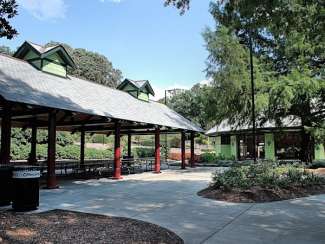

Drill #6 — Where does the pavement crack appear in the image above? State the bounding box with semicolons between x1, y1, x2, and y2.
199;203;256;244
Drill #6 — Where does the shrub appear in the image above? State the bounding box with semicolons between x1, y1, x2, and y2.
11;144;113;160
169;136;181;148
211;163;325;190
91;134;110;144
309;160;325;169
134;147;155;158
200;152;218;163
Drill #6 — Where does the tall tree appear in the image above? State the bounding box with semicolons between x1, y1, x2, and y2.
0;0;18;39
164;0;190;14
166;0;325;161
0;45;12;54
168;84;210;129
204;26;269;127
205;0;324;162
46;42;122;88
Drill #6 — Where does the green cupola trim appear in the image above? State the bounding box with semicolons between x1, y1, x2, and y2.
117;79;155;102
13;41;76;77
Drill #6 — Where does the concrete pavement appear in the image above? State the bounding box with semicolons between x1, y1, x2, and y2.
37;167;325;244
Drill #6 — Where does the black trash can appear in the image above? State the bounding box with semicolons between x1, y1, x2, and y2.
12;166;40;211
0;165;13;206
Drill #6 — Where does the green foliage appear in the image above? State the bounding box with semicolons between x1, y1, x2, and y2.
11;143;30;160
167;84;210;129
134;147;155;158
56;132;74;146
309;160;325;169
203;25;268;127
11;128;74;146
0;45;13;55
169;136;181;148
164;0;189;14
200;152;218;163
11;143;113;160
90;134;110;144
211;163;325;190
0;0;18;39
195;134;209;145
45;41;122;88
202;1;325;162
138;136;155;147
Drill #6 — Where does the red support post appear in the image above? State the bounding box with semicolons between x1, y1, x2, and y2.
47;110;58;189
181;131;186;169
0;103;11;165
154;127;161;173
113;121;122;179
190;132;195;168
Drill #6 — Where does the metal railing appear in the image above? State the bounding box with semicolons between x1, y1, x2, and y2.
11;158;178;177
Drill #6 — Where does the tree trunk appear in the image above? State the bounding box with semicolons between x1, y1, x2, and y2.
300;127;313;163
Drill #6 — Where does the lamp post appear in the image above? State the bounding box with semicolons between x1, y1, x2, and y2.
164;89;174;163
249;31;257;163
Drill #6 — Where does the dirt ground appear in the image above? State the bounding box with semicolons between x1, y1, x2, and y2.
0;209;183;244
306;168;325;176
198;185;325;203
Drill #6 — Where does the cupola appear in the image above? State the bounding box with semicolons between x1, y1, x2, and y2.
117;79;155;102
13;41;76;77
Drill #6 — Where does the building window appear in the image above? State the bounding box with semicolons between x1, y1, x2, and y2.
238;134;265;160
221;135;230;145
275;132;301;159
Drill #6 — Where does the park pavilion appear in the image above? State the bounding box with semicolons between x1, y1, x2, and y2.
0;41;203;188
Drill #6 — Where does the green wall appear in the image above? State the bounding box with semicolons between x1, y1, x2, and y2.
315;144;325;160
215;136;221;156
215;136;232;159
42;53;66;77
138;92;149;101
265;133;275;160
24;50;41;69
120;83;149;101
23;50;66;77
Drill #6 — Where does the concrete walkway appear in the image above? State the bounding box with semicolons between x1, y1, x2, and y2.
37;168;325;244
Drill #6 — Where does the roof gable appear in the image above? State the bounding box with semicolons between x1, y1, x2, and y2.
14;41;76;69
117;79;155;96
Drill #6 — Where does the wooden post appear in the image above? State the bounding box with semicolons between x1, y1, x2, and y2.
0;103;11;165
190;132;195;168
154;127;161;173
181;131;186;169
127;133;132;158
113;121;122;179
80;129;85;170
28;124;37;164
47;110;58;189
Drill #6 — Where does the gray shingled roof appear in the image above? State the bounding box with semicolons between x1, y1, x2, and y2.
206;117;302;136
0;54;203;132
27;41;59;54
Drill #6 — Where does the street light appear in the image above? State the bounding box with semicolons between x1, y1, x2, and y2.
249;31;257;163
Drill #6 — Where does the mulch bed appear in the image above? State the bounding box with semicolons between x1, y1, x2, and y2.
198;185;325;203
0;209;183;244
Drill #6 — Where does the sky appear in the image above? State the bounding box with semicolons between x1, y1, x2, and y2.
1;0;214;100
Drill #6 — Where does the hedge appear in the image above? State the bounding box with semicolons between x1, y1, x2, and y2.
11;144;113;160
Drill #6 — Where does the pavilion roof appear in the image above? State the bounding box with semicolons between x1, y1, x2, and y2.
0;54;203;132
206;117;302;136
